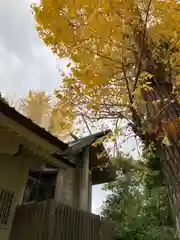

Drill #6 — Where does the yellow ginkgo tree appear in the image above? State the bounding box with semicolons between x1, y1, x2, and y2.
19;90;74;141
20;90;51;127
33;0;180;234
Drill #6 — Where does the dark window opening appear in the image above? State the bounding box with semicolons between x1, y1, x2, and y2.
23;165;58;203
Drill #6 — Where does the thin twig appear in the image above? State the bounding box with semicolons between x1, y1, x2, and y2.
152;92;180;122
87;48;122;65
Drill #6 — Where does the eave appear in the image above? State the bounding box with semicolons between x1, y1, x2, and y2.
0;99;73;168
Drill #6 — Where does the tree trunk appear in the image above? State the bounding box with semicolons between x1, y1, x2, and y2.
140;79;180;236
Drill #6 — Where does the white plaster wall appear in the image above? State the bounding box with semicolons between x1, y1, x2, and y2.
0;154;30;240
0;129;20;155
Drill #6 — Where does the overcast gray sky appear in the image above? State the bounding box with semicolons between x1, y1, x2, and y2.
0;0;69;98
0;0;139;214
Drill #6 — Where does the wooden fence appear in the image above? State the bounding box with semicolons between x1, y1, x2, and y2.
9;200;113;240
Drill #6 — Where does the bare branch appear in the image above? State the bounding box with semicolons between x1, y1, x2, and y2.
133;0;152;92
122;61;133;104
81;113;92;135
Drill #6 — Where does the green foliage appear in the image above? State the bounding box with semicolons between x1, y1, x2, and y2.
101;154;176;240
142;143;163;189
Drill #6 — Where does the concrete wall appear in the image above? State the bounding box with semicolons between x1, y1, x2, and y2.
79;147;90;212
63;168;75;206
54;147;92;212
0;154;30;240
55;167;79;208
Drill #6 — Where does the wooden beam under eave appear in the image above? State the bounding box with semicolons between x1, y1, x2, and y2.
92;167;116;185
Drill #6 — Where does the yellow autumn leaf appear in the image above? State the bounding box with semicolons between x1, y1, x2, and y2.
66;62;71;68
162;135;171;146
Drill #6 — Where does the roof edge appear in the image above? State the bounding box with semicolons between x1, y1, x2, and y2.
0;99;68;151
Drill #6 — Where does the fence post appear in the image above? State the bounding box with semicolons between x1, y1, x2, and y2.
100;219;113;240
42;200;56;240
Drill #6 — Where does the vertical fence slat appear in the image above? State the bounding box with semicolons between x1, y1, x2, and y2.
42;200;56;240
10;200;112;240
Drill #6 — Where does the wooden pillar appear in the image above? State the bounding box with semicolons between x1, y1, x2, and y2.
79;147;90;211
88;174;92;212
